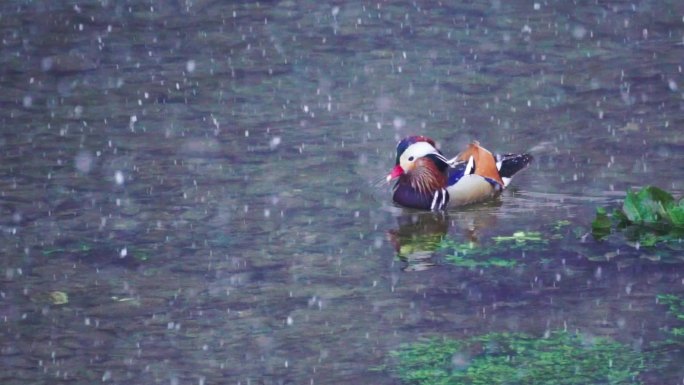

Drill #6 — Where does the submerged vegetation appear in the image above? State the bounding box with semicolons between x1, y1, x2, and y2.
390;331;646;385
438;231;548;269
658;294;684;342
385;189;682;384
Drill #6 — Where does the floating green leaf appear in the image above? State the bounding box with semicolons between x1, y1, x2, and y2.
622;186;673;224
493;231;544;244
49;291;69;305
668;203;684;226
553;220;571;231
591;186;684;248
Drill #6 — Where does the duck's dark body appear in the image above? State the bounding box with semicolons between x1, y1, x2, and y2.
392;181;450;210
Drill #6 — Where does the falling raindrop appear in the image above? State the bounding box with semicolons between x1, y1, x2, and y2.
572;25;587;39
668;79;678;91
269;136;281;149
393;117;405;129
41;57;53;71
114;171;124;185
75;151;94;173
186;60;196;73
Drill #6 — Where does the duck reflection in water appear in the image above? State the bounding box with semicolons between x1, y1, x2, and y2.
387;202;502;272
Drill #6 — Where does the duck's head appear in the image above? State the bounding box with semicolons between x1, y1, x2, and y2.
387;136;449;183
394;136;437;165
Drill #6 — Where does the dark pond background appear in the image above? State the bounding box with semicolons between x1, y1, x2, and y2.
1;1;683;384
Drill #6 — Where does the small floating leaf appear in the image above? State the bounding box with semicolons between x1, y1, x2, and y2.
668;204;684;226
553;220;571;231
49;291;69;305
591;207;611;239
622;189;643;223
493;231;544;244
488;258;517;268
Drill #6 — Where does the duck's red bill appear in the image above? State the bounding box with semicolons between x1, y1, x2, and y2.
386;165;404;182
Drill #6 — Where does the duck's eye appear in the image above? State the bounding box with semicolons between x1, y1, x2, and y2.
408;156;414;161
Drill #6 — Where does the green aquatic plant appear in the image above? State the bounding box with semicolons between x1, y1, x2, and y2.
439;239;517;268
657;294;684;340
553;220;572;232
396;233;447;259
591;207;612;239
619;187;684;225
439;231;547;269
42;243;150;262
390;331;645;385
592;186;684;247
444;253;518;268
43;243;92;256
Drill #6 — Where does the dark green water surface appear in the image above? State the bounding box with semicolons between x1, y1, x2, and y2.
1;1;683;384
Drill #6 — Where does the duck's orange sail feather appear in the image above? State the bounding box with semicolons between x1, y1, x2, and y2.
456;141;504;186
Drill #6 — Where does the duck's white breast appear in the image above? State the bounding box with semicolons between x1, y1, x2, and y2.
446;175;498;206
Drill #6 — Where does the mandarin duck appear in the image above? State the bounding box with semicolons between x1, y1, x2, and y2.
387;136;532;210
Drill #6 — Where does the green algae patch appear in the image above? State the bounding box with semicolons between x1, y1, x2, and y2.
440;240;517;269
390;331;645;385
439;231;547;269
657;294;684;342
